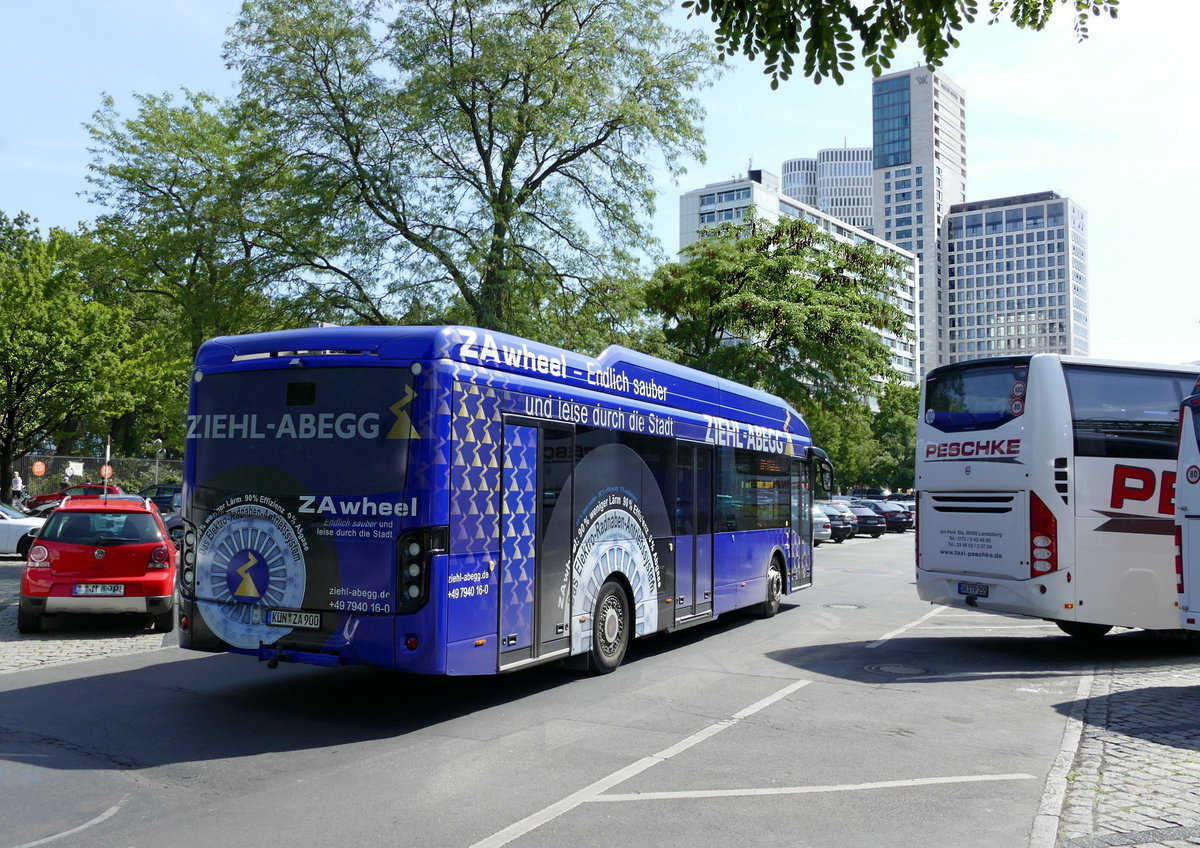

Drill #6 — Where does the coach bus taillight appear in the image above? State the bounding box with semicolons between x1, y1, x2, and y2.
1176;524;1185;594
1030;492;1058;577
396;526;447;613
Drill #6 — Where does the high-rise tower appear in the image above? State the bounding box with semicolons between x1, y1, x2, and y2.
872;67;967;374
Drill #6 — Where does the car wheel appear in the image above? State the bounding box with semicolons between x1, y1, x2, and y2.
590;580;630;674
871;531;883;538
17;603;42;634
152;609;176;633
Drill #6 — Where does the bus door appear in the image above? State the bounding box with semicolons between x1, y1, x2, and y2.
1180;393;1200;629
791;458;813;590
674;444;714;622
498;420;574;671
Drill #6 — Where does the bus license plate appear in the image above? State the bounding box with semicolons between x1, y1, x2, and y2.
73;583;124;596
266;609;321;629
958;582;990;598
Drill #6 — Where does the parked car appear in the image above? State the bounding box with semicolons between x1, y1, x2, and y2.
17;495;176;634
848;505;886;538
24;483;124;513
812;505;832;546
0;502;44;554
817;500;857;542
161;491;184;542
856;499;912;533
139;484;182;515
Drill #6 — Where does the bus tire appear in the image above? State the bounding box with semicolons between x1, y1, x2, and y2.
1055;621;1112;639
590;579;630;674
760;559;784;618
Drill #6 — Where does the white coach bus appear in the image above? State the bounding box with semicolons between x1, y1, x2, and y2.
916;354;1200;637
1176;385;1200;631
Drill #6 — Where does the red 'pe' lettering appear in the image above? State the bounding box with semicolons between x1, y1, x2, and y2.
1110;465;1177;516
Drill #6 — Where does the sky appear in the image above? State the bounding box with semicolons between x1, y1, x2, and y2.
2;0;1197;365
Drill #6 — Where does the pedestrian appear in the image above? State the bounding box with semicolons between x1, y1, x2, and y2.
11;471;24;504
60;472;71;490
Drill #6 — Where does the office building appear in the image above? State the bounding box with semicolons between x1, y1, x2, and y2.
944;192;1088;361
679;170;919;384
782;147;873;231
872;66;967;374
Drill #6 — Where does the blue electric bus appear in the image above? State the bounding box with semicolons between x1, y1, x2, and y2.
178;325;833;674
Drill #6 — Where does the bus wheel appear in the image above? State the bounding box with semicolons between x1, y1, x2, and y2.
1055;621;1112;639
760;559;784;618
591;580;630;674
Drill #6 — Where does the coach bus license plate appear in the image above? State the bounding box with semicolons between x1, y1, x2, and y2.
73;583;124;596
957;582;990;598
266;609;321;629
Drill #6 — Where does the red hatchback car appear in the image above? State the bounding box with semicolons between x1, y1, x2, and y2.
17;496;176;634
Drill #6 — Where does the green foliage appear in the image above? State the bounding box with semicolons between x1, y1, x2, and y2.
645;213;912;409
86;90;345;359
226;0;721;345
870;382;919;491
682;0;1120;87
0;214;137;499
803;401;879;492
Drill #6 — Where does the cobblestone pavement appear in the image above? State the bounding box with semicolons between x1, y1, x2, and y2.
0;556;174;673
3;551;1200;845
1054;648;1200;848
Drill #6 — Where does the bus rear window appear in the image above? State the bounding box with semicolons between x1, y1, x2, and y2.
923;359;1029;433
1064;365;1196;460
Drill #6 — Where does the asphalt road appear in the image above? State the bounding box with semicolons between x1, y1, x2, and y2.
0;534;1183;847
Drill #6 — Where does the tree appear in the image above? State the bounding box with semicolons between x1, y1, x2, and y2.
645;213;912;410
0;214;135;502
871;382;919;491
86;90;346;360
803;400;879;493
225;0;720;345
683;0;1121;87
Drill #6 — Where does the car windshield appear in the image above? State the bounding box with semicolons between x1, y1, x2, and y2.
41;511;163;545
0;503;27;519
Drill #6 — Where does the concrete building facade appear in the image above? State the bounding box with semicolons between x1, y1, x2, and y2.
944;192;1089;361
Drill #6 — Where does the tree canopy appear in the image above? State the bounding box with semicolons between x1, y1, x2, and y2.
0;214;137;500
683;0;1121;86
645;213;913;410
224;0;722;346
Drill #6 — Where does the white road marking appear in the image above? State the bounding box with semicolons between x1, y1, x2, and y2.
470;679;813;848
866;605;946;648
12;795;128;848
590;772;1037;803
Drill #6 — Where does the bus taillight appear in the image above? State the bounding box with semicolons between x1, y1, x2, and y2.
396;526;448;613
1030;492;1058;578
1176;524;1185;594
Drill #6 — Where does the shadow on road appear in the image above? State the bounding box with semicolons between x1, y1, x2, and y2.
0;601;775;773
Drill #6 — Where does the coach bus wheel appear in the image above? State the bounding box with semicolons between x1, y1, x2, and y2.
760;559;784;618
591;580;631;674
1055;621;1112;639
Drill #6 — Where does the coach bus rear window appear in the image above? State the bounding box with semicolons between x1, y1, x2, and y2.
923;359;1030;433
1064;365;1195;460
